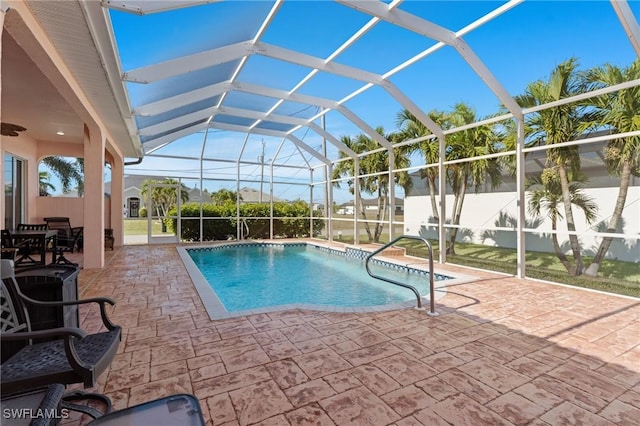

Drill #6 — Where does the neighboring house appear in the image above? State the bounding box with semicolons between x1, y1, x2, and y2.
338;198;404;215
238;187;282;204
107;175;212;218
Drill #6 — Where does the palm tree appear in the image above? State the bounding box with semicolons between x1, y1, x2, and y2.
582;59;640;276
528;170;598;274
38;171;56;196
141;178;189;217
515;58;591;275
445;103;502;254
333;127;412;243
41;156;83;194
396;109;448;222
212;189;242;205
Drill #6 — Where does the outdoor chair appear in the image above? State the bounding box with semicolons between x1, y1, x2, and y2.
15;223;49;266
43;217;83;266
104;228;114;250
1;229;27;261
0;259;121;401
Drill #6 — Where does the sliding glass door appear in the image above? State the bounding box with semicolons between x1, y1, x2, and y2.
4;154;26;229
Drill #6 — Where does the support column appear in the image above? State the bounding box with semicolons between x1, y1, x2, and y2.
516;118;526;278
83;124;105;268
0;7;6;226
109;151;124;248
438;135;446;264
388;148;396;240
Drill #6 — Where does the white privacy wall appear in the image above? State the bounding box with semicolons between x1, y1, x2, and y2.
404;187;640;263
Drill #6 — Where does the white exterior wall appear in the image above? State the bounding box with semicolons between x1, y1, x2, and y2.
404;187;640;263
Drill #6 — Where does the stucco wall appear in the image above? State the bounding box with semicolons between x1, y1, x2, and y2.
404;187;640;263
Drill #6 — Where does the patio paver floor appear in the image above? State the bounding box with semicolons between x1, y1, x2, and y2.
61;243;639;425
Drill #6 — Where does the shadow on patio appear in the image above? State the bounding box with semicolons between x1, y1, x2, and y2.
66;244;639;425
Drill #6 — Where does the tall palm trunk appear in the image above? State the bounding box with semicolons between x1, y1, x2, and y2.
374;192;388;242
584;160;631;276
557;164;583;275
448;176;467;255
551;217;572;272
428;177;439;221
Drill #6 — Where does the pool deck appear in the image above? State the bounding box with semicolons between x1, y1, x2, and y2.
62;242;639;425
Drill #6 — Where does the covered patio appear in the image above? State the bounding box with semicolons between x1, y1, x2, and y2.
63;244;640;425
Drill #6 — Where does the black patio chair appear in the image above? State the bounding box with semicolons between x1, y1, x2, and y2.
1;229;27;261
0;259;121;404
43;217;83;266
14;223;49;266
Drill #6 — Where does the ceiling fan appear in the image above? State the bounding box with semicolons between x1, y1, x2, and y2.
1;122;26;136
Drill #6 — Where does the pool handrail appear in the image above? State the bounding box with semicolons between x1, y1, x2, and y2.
364;235;439;316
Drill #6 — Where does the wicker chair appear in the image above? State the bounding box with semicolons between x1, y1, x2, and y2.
0;259;121;399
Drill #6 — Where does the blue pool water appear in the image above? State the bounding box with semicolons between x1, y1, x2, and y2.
187;244;451;312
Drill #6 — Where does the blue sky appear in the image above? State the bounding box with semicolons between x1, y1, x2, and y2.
101;0;640;203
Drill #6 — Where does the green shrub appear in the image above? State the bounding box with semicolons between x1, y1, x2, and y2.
168;201;324;241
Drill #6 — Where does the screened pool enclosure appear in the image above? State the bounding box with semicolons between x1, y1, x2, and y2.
106;1;639;289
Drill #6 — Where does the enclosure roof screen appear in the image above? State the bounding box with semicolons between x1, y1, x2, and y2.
105;0;640;167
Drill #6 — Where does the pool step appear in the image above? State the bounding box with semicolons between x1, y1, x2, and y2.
381;247;405;257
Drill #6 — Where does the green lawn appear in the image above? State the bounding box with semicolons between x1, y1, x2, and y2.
124;219;165;235
395;240;640;298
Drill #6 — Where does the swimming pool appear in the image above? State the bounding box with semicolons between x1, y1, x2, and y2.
179;242;458;319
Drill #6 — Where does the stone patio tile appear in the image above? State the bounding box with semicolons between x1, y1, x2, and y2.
381;385;437;417
487;392;547;426
104;364;150;393
342;326;390;347
393;337;434;359
219;344;272;373
150;360;188;381
262;340;302;360
265;359;309;389
506;356;554;378
407;329;464;352
283;378;337;407
187;353;222;370
528;376;608;413
319;387;400;425
414;376;458;402
512;382;565;410
192;366;272;399
285;403;336;426
156;317;196;336
436;369;501;404
323;371;363;393
421;351;465;372
228;380;293;425
411;408;452;426
128;373;193;406
431;393;514;426
546;363;627;401
189;362;227;382
350;364;400;396
457;358;530;393
216;319;258;339
596;361;640;387
150;342;195;366
253;415;290;426
598;399;640;425
617;390;640;409
292;348;351;379
373;353;438;385
345;341;403;366
206;393;237;425
280;324;323;342
294;338;328;353
540;401;615;426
